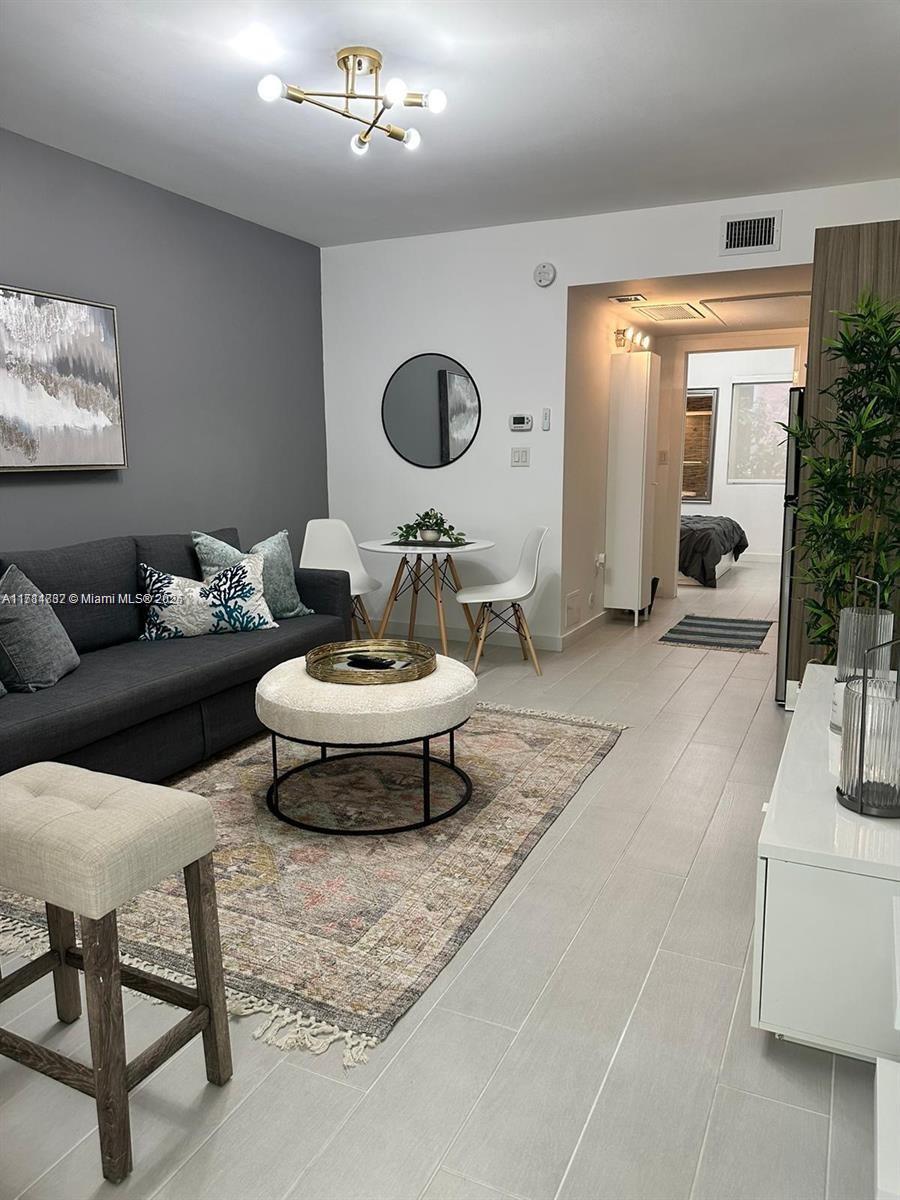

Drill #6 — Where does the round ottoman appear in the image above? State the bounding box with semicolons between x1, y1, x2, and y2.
255;654;478;835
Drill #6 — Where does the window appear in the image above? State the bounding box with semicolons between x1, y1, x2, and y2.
682;388;717;503
727;380;791;483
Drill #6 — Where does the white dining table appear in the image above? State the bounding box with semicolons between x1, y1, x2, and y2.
358;538;495;656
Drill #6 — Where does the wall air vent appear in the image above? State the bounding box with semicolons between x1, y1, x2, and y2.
609;293;647;304
719;210;782;256
631;303;706;322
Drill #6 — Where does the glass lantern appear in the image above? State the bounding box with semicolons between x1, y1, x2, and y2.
838;637;900;818
831;576;894;732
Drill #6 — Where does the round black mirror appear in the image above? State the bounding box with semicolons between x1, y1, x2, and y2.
382;353;481;468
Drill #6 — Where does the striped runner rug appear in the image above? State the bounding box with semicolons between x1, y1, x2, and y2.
660;613;773;652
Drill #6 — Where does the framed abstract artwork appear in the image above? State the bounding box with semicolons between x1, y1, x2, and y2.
727;380;791;484
438;368;480;465
0;285;126;471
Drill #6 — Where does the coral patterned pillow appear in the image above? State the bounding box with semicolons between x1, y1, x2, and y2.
139;552;277;640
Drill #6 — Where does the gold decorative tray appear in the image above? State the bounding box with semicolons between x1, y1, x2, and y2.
305;639;437;685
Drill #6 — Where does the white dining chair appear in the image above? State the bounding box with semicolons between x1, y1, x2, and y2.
455;526;548;675
300;519;382;639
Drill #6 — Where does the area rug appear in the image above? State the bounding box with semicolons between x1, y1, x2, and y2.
660;614;773;652
0;704;622;1066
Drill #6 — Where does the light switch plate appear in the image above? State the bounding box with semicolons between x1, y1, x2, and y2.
511;447;531;467
542;407;551;431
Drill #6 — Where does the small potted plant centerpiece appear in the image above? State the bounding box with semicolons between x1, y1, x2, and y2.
393;509;466;546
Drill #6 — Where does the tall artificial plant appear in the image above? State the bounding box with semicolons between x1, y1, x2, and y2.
787;292;900;661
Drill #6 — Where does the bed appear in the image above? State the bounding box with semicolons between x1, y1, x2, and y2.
679;515;749;588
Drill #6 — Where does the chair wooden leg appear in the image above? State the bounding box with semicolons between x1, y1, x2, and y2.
516;604;542;676
82;911;132;1184
357;594;376;637
378;558;406;637
46;904;81;1023
184;854;233;1087
512;604;529;660
350;605;361;640
464;604;484;661
408;555;423;639
472;604;492;674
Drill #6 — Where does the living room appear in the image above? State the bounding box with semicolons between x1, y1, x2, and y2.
1;2;899;1199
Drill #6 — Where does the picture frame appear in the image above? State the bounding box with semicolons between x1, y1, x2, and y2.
0;284;127;471
681;387;718;503
438;368;480;465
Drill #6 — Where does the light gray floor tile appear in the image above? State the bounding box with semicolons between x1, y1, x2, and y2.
827;1056;875;1200
438;802;640;1028
558;951;740;1200
661;781;768;967
720;960;832;1114
153;1061;358;1200
622;741;736;876
287;1009;513;1200
18;1005;283;1200
692;1085;829;1200
421;1169;516;1200
444;865;682;1200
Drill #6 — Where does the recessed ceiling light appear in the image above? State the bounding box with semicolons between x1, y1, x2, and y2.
229;23;283;64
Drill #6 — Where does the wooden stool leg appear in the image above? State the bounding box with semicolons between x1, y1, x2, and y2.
82;912;132;1184
46;904;81;1023
184;854;233;1087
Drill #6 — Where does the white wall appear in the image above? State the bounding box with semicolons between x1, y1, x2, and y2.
322;176;900;644
682;347;798;557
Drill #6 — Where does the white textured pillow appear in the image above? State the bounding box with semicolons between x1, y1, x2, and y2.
140;552;277;640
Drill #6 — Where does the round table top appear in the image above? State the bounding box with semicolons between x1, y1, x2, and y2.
358;538;494;556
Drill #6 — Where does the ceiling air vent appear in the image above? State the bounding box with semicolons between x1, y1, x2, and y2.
609;293;647;304
631;303;706;322
719;210;782;256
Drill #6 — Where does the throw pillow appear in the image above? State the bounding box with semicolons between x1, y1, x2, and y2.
140;552;278;640
0;564;81;691
192;529;311;619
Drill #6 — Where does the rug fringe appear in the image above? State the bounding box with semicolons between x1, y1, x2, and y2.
658;639;768;654
0;912;378;1069
478;701;626;732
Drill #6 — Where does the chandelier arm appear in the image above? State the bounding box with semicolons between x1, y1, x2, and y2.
286;91;397;136
359;105;387;141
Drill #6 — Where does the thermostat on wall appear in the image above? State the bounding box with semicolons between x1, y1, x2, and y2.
509;414;533;431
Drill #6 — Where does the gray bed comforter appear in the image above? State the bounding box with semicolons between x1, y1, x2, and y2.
679;515;749;588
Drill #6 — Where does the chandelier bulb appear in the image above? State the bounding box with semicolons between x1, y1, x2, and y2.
402;127;421;150
350;133;369;156
383;77;408;107
257;74;286;102
424;88;447;114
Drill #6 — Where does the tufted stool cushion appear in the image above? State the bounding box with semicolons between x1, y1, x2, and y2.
256;653;478;746
0;761;216;919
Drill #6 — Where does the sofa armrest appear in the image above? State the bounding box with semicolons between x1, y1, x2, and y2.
294;567;352;636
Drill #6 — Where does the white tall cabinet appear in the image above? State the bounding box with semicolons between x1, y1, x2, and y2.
604;351;660;625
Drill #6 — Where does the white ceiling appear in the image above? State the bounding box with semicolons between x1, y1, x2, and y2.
1;0;898;247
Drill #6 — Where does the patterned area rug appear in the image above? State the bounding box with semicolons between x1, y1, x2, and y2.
660;614;773;652
0;705;621;1065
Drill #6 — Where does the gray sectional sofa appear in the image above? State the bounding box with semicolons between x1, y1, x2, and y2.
0;527;351;781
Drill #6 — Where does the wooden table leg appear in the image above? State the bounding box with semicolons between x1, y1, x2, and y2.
82;911;132;1183
446;555;475;633
408;555;423;639
46;904;81;1023
378;557;407;637
431;556;449;656
184;854;233;1087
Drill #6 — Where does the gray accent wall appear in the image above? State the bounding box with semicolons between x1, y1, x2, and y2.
0;128;327;554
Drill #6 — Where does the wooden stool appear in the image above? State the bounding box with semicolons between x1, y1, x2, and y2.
0;762;232;1184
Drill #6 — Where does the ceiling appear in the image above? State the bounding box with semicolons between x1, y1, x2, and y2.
578;264;814;337
0;0;898;247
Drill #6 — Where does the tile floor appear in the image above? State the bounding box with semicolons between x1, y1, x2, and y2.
0;562;875;1200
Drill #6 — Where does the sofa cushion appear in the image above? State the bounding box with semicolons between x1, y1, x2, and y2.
0;565;81;690
194;529;311;619
134;527;240;582
0;613;344;774
0;536;140;653
139;553;277;639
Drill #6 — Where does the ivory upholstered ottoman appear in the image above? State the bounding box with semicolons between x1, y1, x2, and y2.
255;653;478;835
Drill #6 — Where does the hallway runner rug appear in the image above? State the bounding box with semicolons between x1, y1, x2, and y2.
0;704;622;1067
660;613;773;651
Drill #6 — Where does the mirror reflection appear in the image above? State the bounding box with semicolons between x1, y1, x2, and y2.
382;353;481;468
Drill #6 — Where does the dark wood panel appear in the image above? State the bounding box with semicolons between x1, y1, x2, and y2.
787;220;900;681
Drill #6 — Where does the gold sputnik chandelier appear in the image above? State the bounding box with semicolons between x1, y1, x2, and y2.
257;46;447;156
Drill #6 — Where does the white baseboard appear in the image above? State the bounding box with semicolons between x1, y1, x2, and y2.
561;609;610;649
740;552;780;563
382;618;563;653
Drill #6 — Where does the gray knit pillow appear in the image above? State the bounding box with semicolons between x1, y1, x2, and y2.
0;564;80;691
193;529;311;619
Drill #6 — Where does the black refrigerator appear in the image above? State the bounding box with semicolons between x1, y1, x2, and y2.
775;385;805;706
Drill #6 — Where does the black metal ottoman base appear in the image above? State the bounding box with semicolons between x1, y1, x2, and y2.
265;724;472;836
